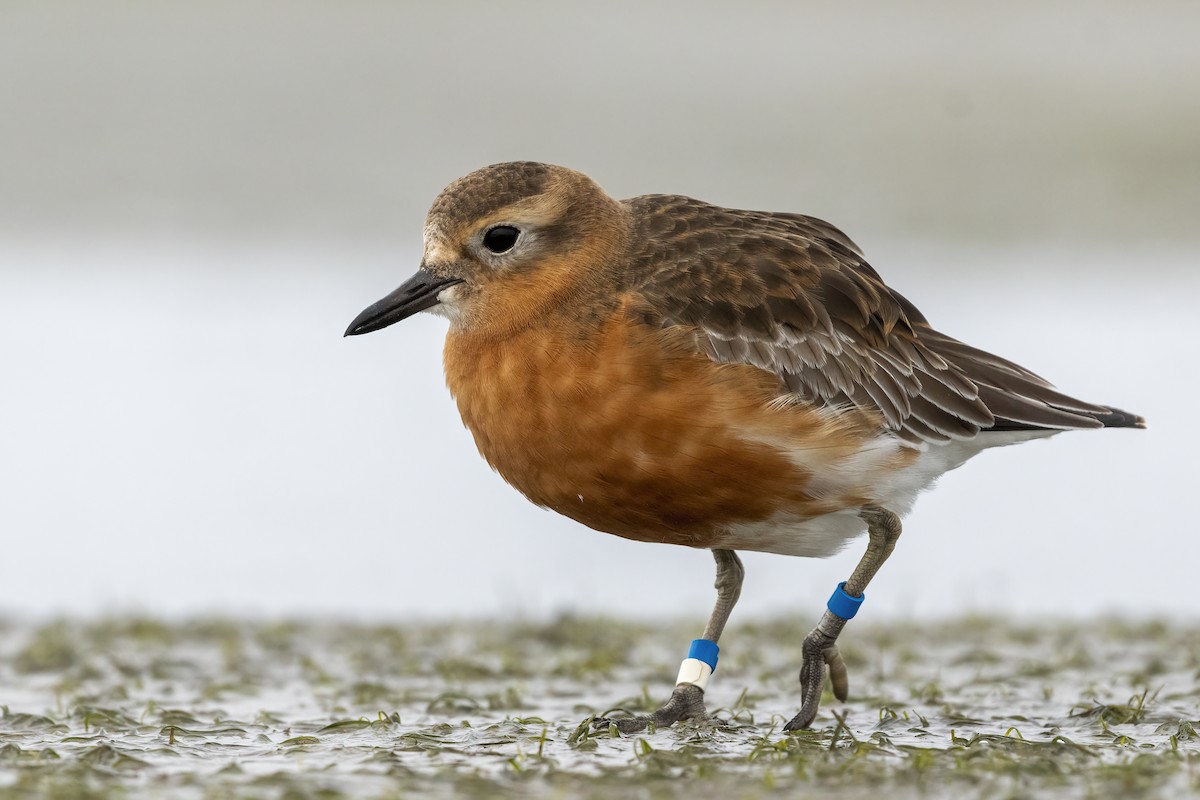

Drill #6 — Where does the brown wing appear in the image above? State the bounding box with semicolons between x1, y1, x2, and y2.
621;194;1114;444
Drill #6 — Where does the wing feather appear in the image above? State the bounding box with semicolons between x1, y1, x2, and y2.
622;194;1119;444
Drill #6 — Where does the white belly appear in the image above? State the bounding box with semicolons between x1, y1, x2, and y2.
713;429;1059;557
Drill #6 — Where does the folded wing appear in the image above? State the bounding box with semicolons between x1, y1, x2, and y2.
622;194;1137;445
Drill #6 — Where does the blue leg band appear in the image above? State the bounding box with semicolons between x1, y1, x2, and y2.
827;582;865;620
687;639;720;671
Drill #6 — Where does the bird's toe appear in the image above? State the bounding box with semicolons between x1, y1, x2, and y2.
591;683;708;735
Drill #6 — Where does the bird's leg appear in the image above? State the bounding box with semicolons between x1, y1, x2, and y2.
784;505;902;731
593;549;744;734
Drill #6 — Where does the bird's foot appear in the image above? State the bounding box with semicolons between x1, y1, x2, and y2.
592;683;708;734
783;622;849;731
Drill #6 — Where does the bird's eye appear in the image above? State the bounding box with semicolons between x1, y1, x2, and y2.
482;226;520;254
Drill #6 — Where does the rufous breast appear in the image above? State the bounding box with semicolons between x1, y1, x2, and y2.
442;299;883;548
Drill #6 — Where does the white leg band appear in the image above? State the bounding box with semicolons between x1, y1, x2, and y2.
675;657;713;691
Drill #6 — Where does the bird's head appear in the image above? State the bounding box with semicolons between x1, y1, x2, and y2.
345;161;626;338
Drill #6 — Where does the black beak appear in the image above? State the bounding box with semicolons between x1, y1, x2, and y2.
344;268;464;336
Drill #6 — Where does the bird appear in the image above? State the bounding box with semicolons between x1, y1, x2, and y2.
345;161;1144;733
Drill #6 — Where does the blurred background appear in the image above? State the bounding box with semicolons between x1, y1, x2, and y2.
1;1;1194;622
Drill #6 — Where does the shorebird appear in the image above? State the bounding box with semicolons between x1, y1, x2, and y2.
345;162;1144;732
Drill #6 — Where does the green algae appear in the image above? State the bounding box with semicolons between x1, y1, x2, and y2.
0;615;1196;799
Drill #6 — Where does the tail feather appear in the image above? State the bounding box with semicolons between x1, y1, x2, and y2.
920;329;1146;433
1087;406;1147;429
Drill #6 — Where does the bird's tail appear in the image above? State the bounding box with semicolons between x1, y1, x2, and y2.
920;329;1147;432
1086;406;1147;429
